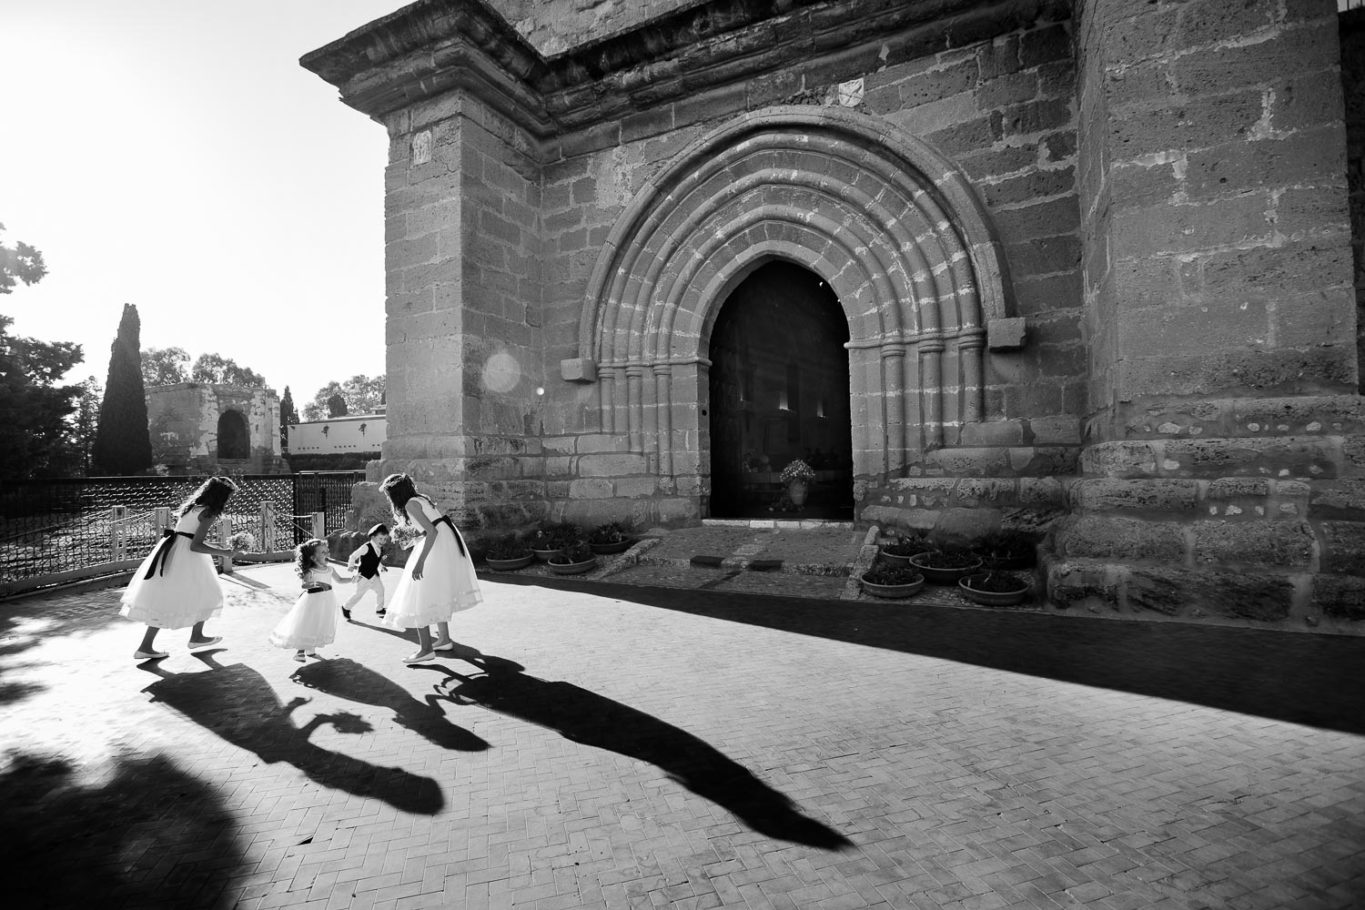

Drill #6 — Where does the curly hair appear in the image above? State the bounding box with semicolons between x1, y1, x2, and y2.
295;538;325;580
379;473;433;525
176;476;238;523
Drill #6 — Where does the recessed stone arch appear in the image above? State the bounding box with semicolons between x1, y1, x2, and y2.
570;105;1013;486
217;409;250;460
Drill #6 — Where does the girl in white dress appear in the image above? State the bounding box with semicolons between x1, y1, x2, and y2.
379;473;482;664
121;476;244;661
270;538;349;661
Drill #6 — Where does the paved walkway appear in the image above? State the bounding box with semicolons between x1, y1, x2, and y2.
3;560;1364;909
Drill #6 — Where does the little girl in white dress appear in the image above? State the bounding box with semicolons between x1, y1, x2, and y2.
270;538;350;661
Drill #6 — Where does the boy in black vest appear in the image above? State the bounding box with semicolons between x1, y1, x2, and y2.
342;523;390;620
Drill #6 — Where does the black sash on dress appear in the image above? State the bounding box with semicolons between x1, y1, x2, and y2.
433;515;467;557
144;529;195;579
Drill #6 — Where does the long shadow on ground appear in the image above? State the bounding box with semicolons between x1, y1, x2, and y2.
141;654;444;815
291;657;489;752
1;751;244;908
422;652;851;850
504;575;1365;736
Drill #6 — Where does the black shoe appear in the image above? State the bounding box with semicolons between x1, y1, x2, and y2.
376;608;386;617
342;608;352;621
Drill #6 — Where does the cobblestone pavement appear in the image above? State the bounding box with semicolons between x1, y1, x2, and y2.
3;561;1364;909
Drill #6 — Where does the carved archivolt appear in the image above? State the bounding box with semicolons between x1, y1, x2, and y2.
568;105;1014;478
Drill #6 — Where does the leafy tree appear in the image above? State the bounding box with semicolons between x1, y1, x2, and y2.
191;352;269;389
327;393;347;417
0;223;46;295
48;376;101;477
302;374;385;421
0;316;84;478
91;304;153;475
141;346;190;386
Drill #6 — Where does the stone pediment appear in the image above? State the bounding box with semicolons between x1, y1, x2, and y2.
301;0;1070;134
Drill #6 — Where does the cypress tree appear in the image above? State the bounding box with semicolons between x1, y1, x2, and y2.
91;303;153;475
280;385;297;450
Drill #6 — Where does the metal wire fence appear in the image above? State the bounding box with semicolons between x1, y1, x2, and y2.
0;472;365;591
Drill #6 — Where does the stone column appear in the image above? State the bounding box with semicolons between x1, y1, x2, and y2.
1077;0;1357;436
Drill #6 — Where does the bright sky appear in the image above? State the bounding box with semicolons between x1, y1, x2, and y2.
0;0;404;402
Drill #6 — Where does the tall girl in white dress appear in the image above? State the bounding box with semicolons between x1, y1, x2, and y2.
121;476;244;661
270;538;349;661
379;473;482;664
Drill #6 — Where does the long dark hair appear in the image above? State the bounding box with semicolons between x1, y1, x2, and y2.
295;538;324;579
176;476;238;523
379;473;432;525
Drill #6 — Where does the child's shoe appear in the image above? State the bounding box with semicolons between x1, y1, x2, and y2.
376;608;386;617
305;650;319;659
293;650;306;662
342;607;352;621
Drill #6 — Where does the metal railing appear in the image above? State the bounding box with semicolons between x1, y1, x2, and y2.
0;472;364;593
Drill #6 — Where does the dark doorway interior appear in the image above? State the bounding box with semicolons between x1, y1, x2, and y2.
217;410;249;460
708;262;853;519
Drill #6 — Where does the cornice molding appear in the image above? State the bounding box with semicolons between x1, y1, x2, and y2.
301;0;1071;137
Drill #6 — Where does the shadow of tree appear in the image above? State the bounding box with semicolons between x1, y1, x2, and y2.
425;653;851;850
0;750;245;908
503;575;1365;736
291;658;489;752
140;655;444;815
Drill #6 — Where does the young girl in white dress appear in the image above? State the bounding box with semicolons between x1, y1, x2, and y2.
270;538;350;661
121;476;244;661
379;473;482;664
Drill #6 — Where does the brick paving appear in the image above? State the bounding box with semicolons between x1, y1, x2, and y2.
3;555;1364;909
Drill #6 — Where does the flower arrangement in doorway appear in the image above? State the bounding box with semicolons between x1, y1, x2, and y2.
778;459;816;484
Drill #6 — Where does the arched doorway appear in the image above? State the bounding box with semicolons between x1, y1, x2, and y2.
708;261;852;519
217;410;249;460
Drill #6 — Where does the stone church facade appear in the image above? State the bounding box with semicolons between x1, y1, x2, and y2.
305;0;1365;629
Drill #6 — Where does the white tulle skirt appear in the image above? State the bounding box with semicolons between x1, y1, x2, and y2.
269;589;339;651
382;523;482;629
120;536;223;630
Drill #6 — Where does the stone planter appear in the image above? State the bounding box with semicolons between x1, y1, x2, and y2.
877;547;925;567
909;552;984;585
958;572;1031;607
548;556;598;576
531;546;564;562
859;574;925;599
590;538;634;555
486;554;534;571
787;480;809;506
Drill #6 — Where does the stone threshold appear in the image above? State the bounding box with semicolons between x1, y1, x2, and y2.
701;518;857;529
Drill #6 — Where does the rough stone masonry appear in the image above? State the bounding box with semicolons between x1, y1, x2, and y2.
302;0;1365;633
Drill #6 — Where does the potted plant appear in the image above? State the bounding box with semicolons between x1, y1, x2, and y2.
859;561;926;599
779;458;817;507
908;547;984;584
548;540;597;576
588;521;635;555
974;529;1037;570
484;533;534;571
527;521;579;561
878;532;931;565
959;569;1032;607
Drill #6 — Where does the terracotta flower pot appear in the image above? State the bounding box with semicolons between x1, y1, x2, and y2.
908;552;984;585
589;538;634;555
958;572;1031;606
486;554;534;571
787;480;809;506
860;574;925;599
548;556;598;576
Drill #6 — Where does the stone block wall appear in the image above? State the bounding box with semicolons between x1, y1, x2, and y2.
145;384;285;475
1342;7;1365;390
1077;0;1356;437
